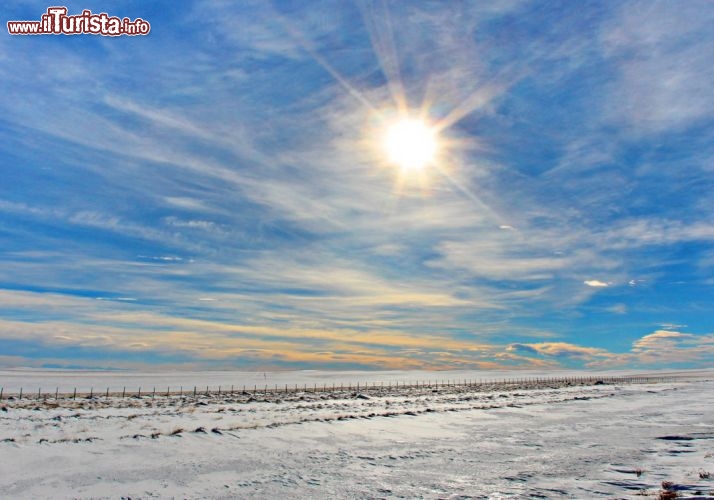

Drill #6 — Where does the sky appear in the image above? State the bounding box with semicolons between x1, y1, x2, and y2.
1;0;713;371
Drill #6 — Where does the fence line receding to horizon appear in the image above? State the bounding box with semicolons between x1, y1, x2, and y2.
0;374;687;402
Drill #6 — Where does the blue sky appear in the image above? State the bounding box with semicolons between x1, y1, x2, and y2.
1;0;713;371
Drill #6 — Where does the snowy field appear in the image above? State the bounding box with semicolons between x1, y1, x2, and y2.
1;370;713;499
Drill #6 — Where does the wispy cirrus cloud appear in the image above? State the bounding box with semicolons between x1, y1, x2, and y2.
602;0;714;133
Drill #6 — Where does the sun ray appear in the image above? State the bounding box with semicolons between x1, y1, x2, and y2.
275;12;382;116
434;84;502;132
433;160;500;221
358;0;408;114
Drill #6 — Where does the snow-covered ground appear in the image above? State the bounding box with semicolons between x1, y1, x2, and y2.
1;370;713;499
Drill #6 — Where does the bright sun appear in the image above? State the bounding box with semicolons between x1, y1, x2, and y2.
383;118;438;171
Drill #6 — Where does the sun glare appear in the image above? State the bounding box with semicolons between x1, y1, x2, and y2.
383;118;438;171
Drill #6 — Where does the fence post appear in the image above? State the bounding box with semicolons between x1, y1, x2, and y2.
55;387;58;399
122;387;125;398
138;387;141;398
152;387;155;400
106;387;109;398
19;387;23;399
38;388;41;400
0;387;3;401
72;388;76;400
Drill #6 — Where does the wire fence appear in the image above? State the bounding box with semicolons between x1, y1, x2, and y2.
0;374;681;402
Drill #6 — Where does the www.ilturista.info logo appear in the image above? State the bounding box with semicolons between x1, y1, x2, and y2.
7;7;150;36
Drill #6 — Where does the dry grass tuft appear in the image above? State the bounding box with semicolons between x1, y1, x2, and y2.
658;481;678;500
